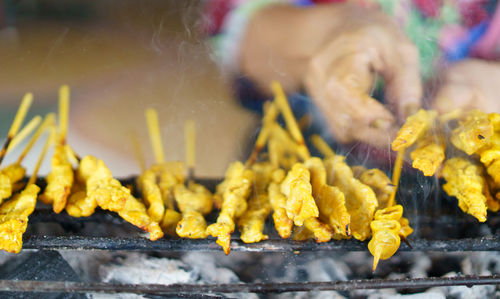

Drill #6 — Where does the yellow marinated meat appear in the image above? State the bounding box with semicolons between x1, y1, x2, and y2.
118;194;164;241
304;157;327;197
39;145;73;213
137;168;165;222
352;166;394;210
303;217;332;243
176;210;208;239
442;157;488;222
239;163;273;243
368;219;401;271
281;163;319;226
398;217;413;238
292;225;315;241
65;182;96;217
152;161;185;210
0;184;39;253
410;134;445;176
369;205;412;270
483;176;500;212
392;109;437;151
161;209;182;236
477;133;500;187
238;194;271;243
316;184;350;238
82;156;129;212
451;110;493;155
268;169;293;238
174;182;213;239
0;163;25;204
0;174;11;203
325;156;378;241
206;161;253;254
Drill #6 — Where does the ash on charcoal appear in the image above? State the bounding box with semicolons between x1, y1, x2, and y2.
99;253;197;285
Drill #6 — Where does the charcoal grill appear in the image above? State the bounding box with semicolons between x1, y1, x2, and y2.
3;176;500;297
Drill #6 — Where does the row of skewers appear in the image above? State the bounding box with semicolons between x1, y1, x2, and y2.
392;108;500;223
0;82;496;271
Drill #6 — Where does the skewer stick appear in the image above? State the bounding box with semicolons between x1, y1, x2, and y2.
7;115;42;154
245;102;279;167
270;81;310;160
28;126;55;186
58;85;70;144
16;114;55;164
0;93;33;166
310;135;335;158
388;149;406;207
145;108;165;164
130;130;146;172
185;120;196;180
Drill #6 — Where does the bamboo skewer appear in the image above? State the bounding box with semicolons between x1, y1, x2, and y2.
6;116;42;154
388;149;406;208
58;85;70;144
245;102;279;167
16;114;56;165
310;135;335;158
0;93;33;166
185;120;196;180
145;108;165;164
28;126;55;186
130;130;146;173
270;81;310;160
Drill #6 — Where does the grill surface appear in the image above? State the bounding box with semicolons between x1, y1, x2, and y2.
9;177;500;295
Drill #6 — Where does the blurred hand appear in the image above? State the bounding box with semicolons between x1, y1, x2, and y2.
433;59;500;114
240;3;422;147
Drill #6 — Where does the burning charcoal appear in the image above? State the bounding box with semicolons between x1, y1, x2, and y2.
0;250;84;299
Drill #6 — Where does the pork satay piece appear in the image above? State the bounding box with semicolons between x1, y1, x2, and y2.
451;110;493;155
281;163;319;227
40;86;75;213
207;161;253;254
410;134;446;176
483;174;500;212
0;164;26;204
39;144;74;213
153;161;185;210
65;181;96;218
292;225;315;241
0;184;40;253
368;219;401;271
352;166;394;210
80;155;128;212
442;157;488;222
268;169;293;238
136;168;164;222
316;184;350;239
238;194;271;243
161;209;182;236
302;217;332;243
238;162;273;243
392;109;437;151
304;157;327;197
174;182;213;239
325;155;378;241
0;129;51;253
118;194;164;241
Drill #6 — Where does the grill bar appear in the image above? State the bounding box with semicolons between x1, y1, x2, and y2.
0;275;499;294
21;234;500;252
